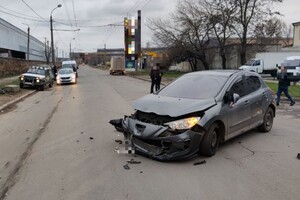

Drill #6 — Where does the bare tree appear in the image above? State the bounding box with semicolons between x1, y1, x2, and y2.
232;0;283;65
203;0;237;69
148;0;213;71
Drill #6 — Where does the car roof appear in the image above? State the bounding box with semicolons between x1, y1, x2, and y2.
62;60;76;64
183;70;259;78
30;65;51;70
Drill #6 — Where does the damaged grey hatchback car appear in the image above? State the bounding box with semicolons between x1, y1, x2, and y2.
110;70;276;161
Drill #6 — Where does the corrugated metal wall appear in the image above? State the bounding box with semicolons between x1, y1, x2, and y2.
0;18;45;61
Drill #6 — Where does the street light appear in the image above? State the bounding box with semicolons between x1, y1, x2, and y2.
69;38;75;59
50;4;62;66
22;23;30;60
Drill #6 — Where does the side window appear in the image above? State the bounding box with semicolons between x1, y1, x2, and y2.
246;76;261;93
254;60;260;66
229;78;247;97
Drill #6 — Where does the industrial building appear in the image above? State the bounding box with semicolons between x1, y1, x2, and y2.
0;18;45;61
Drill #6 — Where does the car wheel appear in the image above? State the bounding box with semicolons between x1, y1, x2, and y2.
49;82;53;88
20;83;23;88
199;123;220;157
257;107;274;132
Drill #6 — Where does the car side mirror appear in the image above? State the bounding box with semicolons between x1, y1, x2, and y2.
232;93;240;104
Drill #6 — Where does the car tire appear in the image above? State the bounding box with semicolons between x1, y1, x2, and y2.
49;82;53;88
257;107;274;132
20;83;23;88
199;123;220;157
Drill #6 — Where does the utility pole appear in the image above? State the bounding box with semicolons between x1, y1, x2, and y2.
104;43;106;64
26;26;30;60
50;15;54;65
22;23;30;60
50;4;62;66
69;38;75;59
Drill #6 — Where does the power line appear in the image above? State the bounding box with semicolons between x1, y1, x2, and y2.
0;8;46;22
21;0;48;22
0;5;40;19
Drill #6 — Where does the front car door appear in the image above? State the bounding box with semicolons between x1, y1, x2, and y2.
225;76;252;140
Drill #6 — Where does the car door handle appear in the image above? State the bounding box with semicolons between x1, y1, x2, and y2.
244;100;250;105
262;92;267;97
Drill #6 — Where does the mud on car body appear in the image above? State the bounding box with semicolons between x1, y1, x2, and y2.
110;70;276;161
19;65;54;90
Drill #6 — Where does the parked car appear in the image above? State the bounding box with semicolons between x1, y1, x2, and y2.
62;60;78;77
110;70;276;161
19;65;54;90
56;68;77;85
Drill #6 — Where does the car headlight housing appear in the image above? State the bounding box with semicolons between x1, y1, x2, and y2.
20;76;24;81
164;117;200;131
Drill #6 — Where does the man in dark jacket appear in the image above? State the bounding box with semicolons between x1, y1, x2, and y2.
276;77;295;106
149;63;162;93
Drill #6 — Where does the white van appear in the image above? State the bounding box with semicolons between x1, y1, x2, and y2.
62;60;78;77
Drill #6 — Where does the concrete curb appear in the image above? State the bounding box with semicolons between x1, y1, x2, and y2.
0;90;36;111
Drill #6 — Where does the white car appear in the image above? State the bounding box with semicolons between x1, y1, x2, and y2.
56;68;77;85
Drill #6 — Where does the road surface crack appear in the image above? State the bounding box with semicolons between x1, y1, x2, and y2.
0;97;63;200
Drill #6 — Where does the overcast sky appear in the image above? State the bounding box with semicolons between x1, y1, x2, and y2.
1;0;300;57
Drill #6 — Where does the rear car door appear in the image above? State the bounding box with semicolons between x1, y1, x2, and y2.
245;75;267;128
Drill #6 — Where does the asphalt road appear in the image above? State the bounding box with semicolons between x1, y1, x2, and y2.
0;66;299;200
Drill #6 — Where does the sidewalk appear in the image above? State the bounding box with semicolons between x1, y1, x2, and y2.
0;76;35;111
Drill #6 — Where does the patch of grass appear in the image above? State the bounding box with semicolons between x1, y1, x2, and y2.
162;71;186;78
0;78;19;88
265;81;300;98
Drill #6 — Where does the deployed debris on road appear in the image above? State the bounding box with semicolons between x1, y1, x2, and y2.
123;164;130;170
127;158;141;164
193;160;206;166
114;139;123;144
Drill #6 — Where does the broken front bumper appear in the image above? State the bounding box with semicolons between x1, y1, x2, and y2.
118;116;205;161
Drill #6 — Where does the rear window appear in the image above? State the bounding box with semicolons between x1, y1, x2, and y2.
158;74;228;99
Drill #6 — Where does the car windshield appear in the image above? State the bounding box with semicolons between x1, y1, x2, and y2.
158;74;228;99
27;68;45;75
62;64;75;68
245;59;255;66
58;69;73;74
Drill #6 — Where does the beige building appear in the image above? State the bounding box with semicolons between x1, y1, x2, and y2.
293;22;300;47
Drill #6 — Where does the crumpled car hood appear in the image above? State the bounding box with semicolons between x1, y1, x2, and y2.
133;94;216;117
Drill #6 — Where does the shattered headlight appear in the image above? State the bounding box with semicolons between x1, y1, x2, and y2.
164;117;200;131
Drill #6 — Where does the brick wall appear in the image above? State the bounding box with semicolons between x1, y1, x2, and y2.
0;58;46;78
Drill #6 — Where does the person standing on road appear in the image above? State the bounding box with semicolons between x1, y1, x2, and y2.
149;63;161;93
52;65;58;80
276;72;295;106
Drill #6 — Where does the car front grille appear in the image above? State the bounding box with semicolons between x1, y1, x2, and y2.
24;76;34;82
